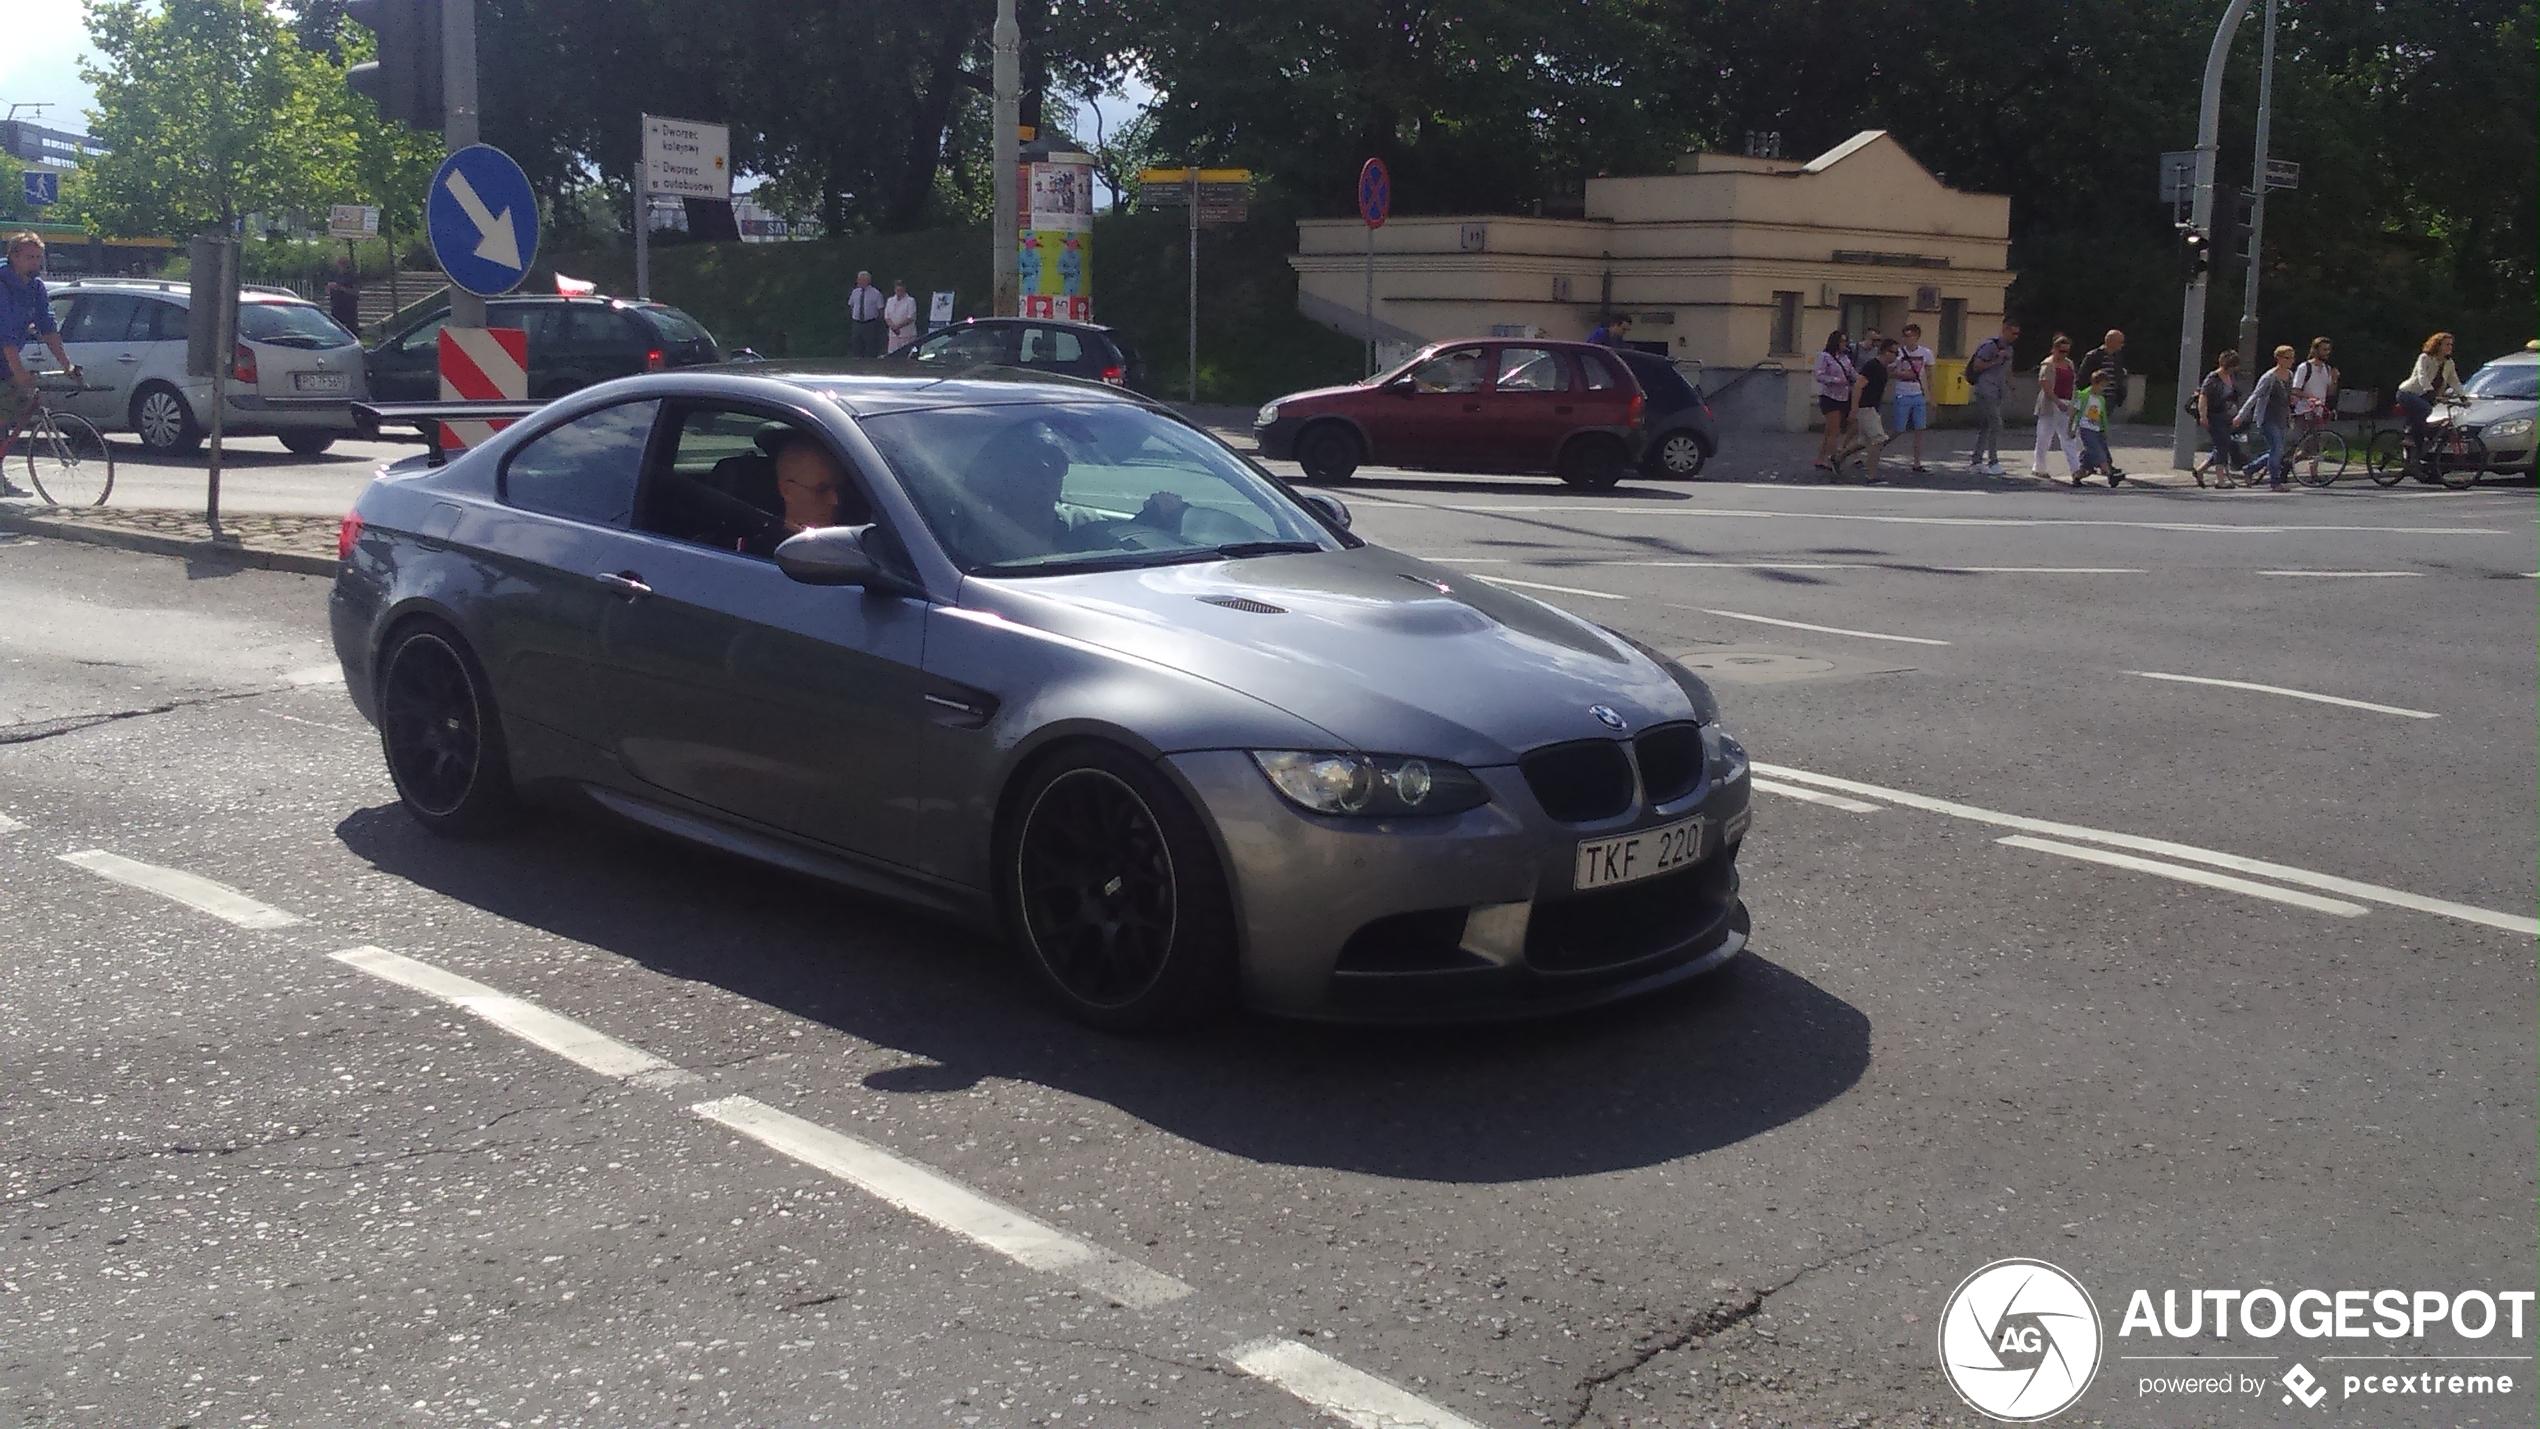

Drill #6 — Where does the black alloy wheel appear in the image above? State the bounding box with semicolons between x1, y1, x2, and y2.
1558;435;1628;489
1648;430;1708;478
378;623;518;837
1005;748;1235;1030
1296;423;1361;483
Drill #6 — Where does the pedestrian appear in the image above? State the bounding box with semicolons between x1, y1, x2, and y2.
1812;328;1857;473
845;269;885;359
2236;344;2298;492
1892;322;1936;472
2029;333;2080;480
2073;366;2120;486
883;279;919;353
2074;328;2126;477
1850;338;1895;482
2194;349;2245;488
325;255;362;335
1963;318;2019;474
2393;332;2464;455
2290;336;2337;429
1588;314;1632;347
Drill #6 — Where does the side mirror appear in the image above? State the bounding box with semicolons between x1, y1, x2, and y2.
1386;378;1417;398
1299;491;1353;530
773;524;883;587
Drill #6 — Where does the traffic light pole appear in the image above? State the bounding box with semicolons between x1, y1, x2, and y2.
2171;0;2255;471
443;0;484;331
990;0;1019;318
2235;0;2278;366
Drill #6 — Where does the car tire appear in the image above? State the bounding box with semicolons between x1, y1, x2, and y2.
377;619;520;839
278;431;337;456
130;383;204;455
1296;422;1362;483
1000;743;1238;1032
1645;430;1709;478
1557;434;1628;489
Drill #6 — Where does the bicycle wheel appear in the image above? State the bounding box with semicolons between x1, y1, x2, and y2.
2290;428;2346;487
2436;433;2486;491
25;414;114;507
2365;430;2406;485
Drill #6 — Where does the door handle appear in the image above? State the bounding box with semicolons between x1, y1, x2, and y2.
117;354;141;363
594;570;651;599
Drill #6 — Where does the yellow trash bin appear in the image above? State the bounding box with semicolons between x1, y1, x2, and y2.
1931;357;1973;406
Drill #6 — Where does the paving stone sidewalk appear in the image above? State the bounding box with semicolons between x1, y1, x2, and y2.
0;501;339;575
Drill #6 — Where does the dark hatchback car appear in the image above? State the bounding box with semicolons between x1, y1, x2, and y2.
1613;348;1721;478
367;295;722;402
335;368;1753;1029
1254;339;1645;488
885;317;1147;392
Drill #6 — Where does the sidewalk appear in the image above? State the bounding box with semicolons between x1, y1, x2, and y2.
0;501;339;575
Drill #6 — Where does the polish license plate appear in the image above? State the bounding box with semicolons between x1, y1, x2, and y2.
292;371;349;394
1574;815;1705;891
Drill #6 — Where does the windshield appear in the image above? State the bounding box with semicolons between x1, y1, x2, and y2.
239;301;357;349
642;305;718;351
858;401;1342;576
2462;361;2539;402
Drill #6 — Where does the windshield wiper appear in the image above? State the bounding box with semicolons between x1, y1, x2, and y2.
1211;540;1324;558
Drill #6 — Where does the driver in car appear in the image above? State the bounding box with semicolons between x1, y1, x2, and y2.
739;432;854;556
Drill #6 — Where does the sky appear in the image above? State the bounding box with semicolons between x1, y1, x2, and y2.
1;0;100;132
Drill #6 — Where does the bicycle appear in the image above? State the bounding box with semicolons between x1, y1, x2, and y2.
2401;398;2487;491
1;372;114;507
2335;389;2410;485
2286;412;2347;487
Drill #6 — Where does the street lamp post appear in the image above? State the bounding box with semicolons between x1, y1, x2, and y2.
990;0;1020;319
2236;0;2279;366
2171;0;2257;471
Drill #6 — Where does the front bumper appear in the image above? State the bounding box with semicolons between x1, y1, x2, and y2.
1253;417;1305;461
1166;748;1752;1021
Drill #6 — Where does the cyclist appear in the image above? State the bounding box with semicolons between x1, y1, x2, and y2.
2289;336;2337;429
1;231;81;496
2393;331;2463;457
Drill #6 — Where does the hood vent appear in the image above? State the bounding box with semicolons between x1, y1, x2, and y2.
1199;595;1287;614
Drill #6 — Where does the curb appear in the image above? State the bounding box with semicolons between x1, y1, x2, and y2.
0;509;339;578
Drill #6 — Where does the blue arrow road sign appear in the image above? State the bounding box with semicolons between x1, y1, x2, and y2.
22;171;58;208
427;144;540;297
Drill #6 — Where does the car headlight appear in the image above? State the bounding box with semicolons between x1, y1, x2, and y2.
2485;417;2533;440
1602;628;1721;725
1250;751;1492;817
1255;402;1282;427
1704;726;1749;784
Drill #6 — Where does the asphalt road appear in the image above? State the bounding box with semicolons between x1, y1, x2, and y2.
1;465;2533;1429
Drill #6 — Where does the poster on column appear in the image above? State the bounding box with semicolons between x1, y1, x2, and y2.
1020;156;1094;322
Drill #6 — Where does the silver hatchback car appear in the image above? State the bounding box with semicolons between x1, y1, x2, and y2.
25;279;370;455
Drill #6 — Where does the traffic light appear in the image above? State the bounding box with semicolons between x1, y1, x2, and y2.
2215;181;2254;259
2182;227;2214;277
344;0;444;132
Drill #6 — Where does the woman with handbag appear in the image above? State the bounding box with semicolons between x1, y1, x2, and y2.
2028;334;2080;479
2193;350;2244;487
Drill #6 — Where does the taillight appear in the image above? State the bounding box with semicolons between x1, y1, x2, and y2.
644;348;666;372
1627;392;1645;428
1101;365;1126;385
232;343;258;384
336;511;363;562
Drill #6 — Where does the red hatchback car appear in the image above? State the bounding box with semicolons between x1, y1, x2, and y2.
1255;338;1646;487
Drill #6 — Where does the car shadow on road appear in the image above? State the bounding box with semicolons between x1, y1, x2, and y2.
1315;475;1697;501
336;800;1871;1184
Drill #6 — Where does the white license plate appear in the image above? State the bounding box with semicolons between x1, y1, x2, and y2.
292;371;349;394
1574;815;1705;891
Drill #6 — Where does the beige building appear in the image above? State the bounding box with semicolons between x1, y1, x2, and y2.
1290;131;2013;430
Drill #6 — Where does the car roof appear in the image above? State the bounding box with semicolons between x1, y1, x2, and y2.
671;363;1152;417
934;315;1120;336
46;278;317;306
2478;349;2537;366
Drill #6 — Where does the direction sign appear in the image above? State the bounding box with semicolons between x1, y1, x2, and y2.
22;171;57;208
1358;158;1390;228
642;115;731;200
426;144;540;298
2264;157;2300;191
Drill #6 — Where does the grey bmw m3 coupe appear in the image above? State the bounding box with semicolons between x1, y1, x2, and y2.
333;368;1753;1028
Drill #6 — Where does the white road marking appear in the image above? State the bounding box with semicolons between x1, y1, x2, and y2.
1753;762;2539;937
1997;835;2370;917
280;665;347;686
1227;1337;1490;1429
2131;670;2440;720
691;1095;1194;1310
258;708;367;736
1474;574;1630;601
1587;559;1873;571
1750;777;1883;812
1696;608;1951;646
1937;566;2146;574
1376;500;2509;538
331;945;697;1086
60;849;302;929
0;810;22;834
2254;569;2422;578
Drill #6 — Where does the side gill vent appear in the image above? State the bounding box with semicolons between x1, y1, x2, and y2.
1199;595;1287;614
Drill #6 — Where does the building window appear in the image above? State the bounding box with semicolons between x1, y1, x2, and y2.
1940;298;1968;357
1769;291;1801;354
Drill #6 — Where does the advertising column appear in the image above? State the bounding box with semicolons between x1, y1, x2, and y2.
1021;153;1095;321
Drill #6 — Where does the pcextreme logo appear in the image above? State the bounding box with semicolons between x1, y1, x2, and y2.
1939;1259;2103;1422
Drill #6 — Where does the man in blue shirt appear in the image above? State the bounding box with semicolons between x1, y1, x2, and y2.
2;232;80;494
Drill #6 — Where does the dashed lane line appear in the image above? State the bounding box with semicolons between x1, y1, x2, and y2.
691;1095;1195;1311
1935;566;2146;574
59;848;303;929
2254;569;2423;578
1750;777;1884;812
1228;1336;1491;1429
0;809;22;834
332;945;698;1087
2132;671;2441;720
1696;608;1951;646
1997;835;2370;917
1355;499;2513;538
1472;574;1630;601
1753;762;2540;938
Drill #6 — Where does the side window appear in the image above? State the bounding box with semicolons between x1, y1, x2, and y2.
501;400;660;527
133;300;185;342
1494;347;1570;393
1019;327;1084;365
916;326;1010;366
62;294;141;343
640;406;874;556
564;306;618;344
1581;353;1620;391
1410;346;1488;393
396;316;450;354
48;296;75;335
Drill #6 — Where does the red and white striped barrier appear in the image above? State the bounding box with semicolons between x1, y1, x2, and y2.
438;326;529;449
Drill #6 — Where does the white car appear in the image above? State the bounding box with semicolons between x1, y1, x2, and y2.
22;278;370;456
